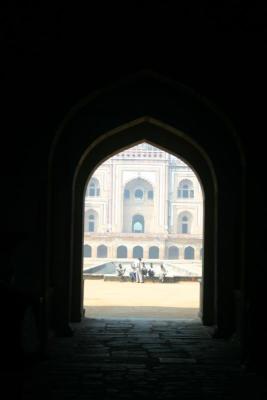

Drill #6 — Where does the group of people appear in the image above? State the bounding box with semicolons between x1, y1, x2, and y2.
116;258;167;283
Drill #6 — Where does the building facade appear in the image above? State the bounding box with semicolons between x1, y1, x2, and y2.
83;143;203;266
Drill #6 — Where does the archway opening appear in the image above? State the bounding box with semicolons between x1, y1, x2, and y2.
48;74;244;340
83;142;203;320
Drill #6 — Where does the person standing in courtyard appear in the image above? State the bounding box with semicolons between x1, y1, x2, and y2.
129;262;137;282
159;263;167;283
142;262;148;278
148;262;155;281
136;257;144;283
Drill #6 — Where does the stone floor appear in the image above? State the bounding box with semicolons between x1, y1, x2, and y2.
13;317;267;399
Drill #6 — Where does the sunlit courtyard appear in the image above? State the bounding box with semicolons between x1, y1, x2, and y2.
84;280;200;319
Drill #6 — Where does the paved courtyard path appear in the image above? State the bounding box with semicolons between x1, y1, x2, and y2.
84;280;200;319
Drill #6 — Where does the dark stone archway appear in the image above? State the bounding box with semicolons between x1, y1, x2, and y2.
48;72;245;338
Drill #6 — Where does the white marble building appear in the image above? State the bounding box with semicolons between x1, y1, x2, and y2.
83;143;203;268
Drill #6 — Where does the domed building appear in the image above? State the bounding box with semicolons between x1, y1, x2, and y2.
83;143;203;270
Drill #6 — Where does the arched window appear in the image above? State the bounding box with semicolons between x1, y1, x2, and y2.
178;212;192;234
200;248;203;259
83;245;92;257
168;246;179;259
85;209;98;233
97;245;107;258
132;215;144;233
117;246;127;258
184;246;195;259
149;246;159;259
148;190;154;200
123;178;154;233
177;179;194;198
88;214;95;232
181;216;189;233
124;189;130;199
133;246;143;258
88;178;100;197
135;189;143;199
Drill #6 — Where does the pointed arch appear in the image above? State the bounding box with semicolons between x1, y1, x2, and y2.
178;179;194;198
149;246;159;259
132;214;144;233
97;245;107;258
48;72;245;339
117;246;128;258
84;209;98;233
185;246;195;260
178;212;193;234
83;245;91;257
133;246;143;258
168;246;179;259
87;177;100;197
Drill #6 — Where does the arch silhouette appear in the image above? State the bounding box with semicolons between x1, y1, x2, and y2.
48;71;245;337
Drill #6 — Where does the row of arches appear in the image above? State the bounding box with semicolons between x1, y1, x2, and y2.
85;212;193;233
83;244;202;259
167;245;203;259
86;178;195;199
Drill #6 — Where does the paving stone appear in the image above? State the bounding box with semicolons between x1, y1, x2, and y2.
159;357;197;364
20;317;267;400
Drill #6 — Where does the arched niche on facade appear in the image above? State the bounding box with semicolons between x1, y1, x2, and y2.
117;245;127;258
83;244;91;258
178;212;193;234
133;246;144;259
48;71;245;338
185;246;195;260
149;246;159;259
123;178;154;233
86;177;100;197
97;245;107;258
168;246;179;260
84;209;98;233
